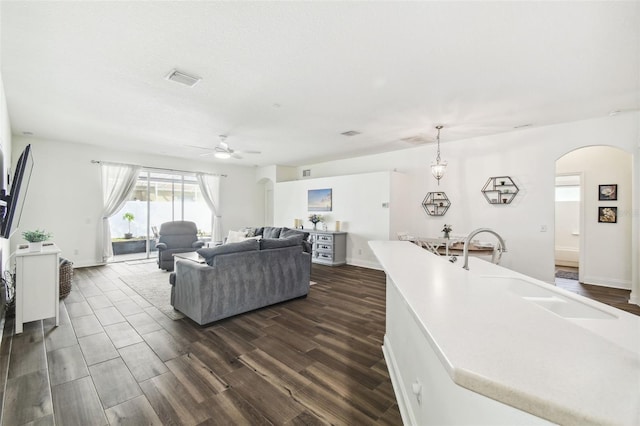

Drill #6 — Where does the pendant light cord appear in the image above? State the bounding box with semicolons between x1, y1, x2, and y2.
435;126;442;164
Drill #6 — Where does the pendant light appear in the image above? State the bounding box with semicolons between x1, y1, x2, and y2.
431;125;447;185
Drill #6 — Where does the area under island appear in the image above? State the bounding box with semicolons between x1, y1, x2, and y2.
369;240;639;425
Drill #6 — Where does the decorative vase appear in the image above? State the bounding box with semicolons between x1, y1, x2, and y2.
443;231;450;239
313;223;318;230
29;241;43;252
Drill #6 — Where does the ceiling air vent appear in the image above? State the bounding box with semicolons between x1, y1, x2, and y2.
341;130;361;137
400;135;430;145
165;69;202;87
302;169;311;177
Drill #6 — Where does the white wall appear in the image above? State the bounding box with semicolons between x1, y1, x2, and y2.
0;74;12;273
291;113;640;287
275;171;395;268
557;146;632;289
10;136;262;267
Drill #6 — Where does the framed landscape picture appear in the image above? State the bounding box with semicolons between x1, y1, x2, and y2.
598;184;617;201
598;206;617;223
308;188;332;211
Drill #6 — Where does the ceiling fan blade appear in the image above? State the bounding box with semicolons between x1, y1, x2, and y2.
184;144;210;151
237;150;261;155
231;153;243;160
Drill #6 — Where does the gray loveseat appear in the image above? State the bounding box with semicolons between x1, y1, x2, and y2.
171;229;310;325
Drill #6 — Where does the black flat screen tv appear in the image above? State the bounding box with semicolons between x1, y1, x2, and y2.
1;144;34;239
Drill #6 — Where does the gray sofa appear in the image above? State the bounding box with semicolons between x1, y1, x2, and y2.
171;231;310;325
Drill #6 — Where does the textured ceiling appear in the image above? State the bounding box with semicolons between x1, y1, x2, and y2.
1;1;639;167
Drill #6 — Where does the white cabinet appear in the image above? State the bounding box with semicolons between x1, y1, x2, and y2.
309;231;347;266
14;243;61;334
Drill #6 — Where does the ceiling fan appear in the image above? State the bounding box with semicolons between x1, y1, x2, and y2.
193;135;261;160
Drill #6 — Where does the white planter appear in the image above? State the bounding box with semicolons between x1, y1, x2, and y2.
29;241;43;252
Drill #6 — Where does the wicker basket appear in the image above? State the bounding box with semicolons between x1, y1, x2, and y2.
59;258;73;299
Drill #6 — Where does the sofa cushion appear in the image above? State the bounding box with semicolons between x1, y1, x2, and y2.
279;227;309;241
258;227;282;239
197;239;259;266
260;237;302;250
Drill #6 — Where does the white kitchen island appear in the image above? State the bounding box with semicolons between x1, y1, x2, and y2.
369;240;640;426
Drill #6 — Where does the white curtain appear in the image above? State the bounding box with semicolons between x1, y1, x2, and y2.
100;164;141;261
196;173;222;244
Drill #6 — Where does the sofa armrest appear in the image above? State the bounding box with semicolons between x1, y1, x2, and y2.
193;241;205;249
156;242;167;251
173;260;212;324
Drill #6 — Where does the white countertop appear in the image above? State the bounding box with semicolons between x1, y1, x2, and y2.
370;240;640;426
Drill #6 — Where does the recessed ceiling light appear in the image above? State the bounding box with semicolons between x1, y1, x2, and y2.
341;130;361;137
513;123;533;129
165;69;201;87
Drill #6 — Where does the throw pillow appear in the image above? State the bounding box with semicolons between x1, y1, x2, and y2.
261;227;282;239
260;237;301;250
243;227;258;237
280;227;309;241
198;239;259;266
226;229;248;243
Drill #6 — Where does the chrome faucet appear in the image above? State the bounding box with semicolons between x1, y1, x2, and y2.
462;228;507;270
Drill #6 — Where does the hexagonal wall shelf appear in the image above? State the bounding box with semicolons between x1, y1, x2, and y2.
422;192;451;216
481;176;519;205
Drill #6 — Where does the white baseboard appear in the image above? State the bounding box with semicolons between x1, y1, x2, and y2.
346;258;383;270
581;275;631;290
73;261;106;268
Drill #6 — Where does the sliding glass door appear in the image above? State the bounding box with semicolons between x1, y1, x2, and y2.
108;170;212;262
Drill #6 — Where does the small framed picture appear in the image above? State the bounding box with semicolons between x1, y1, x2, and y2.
598;207;617;223
598;184;617;201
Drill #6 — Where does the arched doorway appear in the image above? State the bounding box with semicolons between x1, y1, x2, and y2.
555;146;632;290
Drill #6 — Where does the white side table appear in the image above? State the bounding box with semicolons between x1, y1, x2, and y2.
173;251;206;271
14;242;61;334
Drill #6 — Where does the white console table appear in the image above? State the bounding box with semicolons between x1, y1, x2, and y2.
14;243;61;334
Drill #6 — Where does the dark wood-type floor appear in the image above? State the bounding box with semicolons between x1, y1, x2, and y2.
1;262;638;426
555;266;640;316
0;261;401;425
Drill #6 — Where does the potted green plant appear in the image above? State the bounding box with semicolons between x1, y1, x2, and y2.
123;212;135;239
22;229;52;252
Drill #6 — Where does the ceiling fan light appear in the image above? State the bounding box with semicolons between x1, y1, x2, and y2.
214;152;231;159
